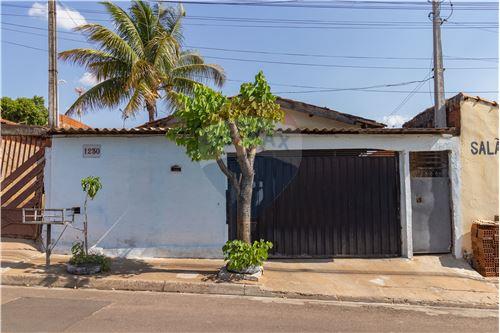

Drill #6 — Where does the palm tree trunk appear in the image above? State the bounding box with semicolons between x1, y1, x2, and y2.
146;101;156;122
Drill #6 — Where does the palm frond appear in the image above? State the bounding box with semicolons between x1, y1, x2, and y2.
158;3;185;45
75;23;137;64
126;60;161;101
101;1;144;58
178;51;205;65
58;48;116;68
173;63;226;87
65;77;129;116
122;87;144;116
169;77;202;95
88;60;130;81
146;31;178;69
160;89;183;114
130;0;157;44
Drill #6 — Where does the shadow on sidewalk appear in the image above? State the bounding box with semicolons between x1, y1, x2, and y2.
3;256;222;281
109;257;220;278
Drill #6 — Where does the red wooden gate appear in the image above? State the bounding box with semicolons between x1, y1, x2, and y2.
1;135;49;239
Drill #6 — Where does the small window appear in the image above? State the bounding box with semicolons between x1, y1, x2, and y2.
410;151;449;178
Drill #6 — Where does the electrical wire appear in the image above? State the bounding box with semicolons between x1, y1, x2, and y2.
202;54;496;70
56;0;82;29
2;12;497;31
3;21;497;63
273;77;434;94
387;73;433;116
4;1;497;12
3;39;495;95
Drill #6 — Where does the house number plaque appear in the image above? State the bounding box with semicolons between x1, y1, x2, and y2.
83;144;101;158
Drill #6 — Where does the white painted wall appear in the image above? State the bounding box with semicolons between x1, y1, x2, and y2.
45;135;227;258
46;133;459;259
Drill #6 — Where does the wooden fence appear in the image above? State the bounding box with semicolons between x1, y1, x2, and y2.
1;135;49;239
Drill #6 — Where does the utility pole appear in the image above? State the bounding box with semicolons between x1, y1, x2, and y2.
48;0;59;128
432;0;446;128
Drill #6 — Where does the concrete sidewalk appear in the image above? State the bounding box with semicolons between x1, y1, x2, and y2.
1;239;498;309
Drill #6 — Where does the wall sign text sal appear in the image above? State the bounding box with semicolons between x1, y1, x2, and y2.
470;138;499;155
83;144;101;158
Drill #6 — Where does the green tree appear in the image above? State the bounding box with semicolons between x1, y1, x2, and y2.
59;1;225;122
0;96;48;125
168;72;283;243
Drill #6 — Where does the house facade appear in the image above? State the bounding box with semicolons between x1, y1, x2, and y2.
42;94;496;260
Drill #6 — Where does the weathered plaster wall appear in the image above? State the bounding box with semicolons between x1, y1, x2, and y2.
459;99;499;255
45;136;227;258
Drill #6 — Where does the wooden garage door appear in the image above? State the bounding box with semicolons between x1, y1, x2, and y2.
228;150;401;258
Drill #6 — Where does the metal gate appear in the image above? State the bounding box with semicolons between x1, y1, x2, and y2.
410;151;452;254
227;150;401;258
1;135;48;239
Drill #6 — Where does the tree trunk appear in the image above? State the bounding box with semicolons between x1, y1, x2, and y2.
145;101;156;122
237;171;254;243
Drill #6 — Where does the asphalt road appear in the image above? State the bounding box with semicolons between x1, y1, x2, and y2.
1;286;498;333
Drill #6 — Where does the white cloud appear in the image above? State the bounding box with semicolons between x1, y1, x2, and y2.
79;72;100;87
382;115;407;128
28;2;88;30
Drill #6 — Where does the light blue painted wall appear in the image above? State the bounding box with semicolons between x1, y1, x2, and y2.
45;135;227;258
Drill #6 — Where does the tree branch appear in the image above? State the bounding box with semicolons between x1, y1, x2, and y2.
247;147;257;169
227;121;252;175
216;158;240;195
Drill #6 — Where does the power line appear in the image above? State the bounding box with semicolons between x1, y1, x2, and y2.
3;12;497;30
186;45;498;62
2;23;497;70
57;0;82;29
387;74;432;116
3;21;497;62
273;77;434;94
5;9;498;25
202;55;496;70
154;0;499;11
3;40;48;52
2;40;498;94
1;27;87;44
4;1;497;12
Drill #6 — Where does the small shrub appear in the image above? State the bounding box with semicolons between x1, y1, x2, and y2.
222;239;273;272
69;241;111;272
81;176;102;200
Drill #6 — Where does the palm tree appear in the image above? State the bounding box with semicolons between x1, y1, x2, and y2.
59;1;225;122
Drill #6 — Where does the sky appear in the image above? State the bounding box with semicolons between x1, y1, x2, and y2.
1;0;498;128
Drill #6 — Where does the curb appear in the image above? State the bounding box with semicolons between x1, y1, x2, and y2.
1;273;498;310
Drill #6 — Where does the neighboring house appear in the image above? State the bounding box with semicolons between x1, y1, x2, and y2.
59;114;91;129
403;93;499;256
1;119;47;239
44;95;470;260
1;116;90;240
139;97;385;130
